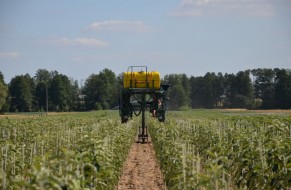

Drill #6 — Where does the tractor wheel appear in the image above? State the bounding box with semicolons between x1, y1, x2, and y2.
158;113;165;122
121;116;128;123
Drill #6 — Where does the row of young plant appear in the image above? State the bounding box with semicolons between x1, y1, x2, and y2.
150;113;291;189
0;112;136;189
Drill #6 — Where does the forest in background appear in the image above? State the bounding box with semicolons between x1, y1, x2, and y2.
0;68;291;112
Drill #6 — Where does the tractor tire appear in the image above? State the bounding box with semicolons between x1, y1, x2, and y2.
121;116;128;123
158;113;165;122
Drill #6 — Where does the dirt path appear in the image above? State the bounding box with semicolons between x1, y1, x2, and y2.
117;139;166;190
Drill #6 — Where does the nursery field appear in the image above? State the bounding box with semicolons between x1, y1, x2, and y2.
0;111;136;189
1;109;291;189
150;110;291;189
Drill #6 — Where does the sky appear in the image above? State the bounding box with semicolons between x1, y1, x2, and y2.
0;0;291;84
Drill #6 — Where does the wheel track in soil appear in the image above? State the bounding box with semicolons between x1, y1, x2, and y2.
117;136;166;190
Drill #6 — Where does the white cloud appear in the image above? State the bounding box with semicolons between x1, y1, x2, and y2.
48;37;109;47
171;0;275;17
0;52;20;59
89;20;154;32
182;0;210;6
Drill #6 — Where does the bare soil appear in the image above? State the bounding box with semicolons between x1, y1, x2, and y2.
117;138;166;190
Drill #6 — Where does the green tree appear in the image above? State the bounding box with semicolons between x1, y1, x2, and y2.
214;72;225;107
234;70;254;108
224;73;236;108
69;78;80;111
204;72;225;108
26;74;36;110
274;68;291;109
9;74;34;112
49;74;73;111
0;71;8;111
83;69;117;110
98;69;117;109
34;69;52;111
163;74;189;110
181;74;191;106
35;82;47;111
251;69;275;109
0;71;5;84
190;73;225;108
35;69;51;84
168;85;186;109
189;76;204;108
84;74;99;110
225;71;254;108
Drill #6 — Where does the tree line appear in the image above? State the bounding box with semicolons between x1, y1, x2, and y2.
164;68;291;109
0;68;290;112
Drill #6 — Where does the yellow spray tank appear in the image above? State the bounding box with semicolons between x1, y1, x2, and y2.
123;71;161;89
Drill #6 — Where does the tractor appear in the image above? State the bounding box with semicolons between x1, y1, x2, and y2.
119;66;170;143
